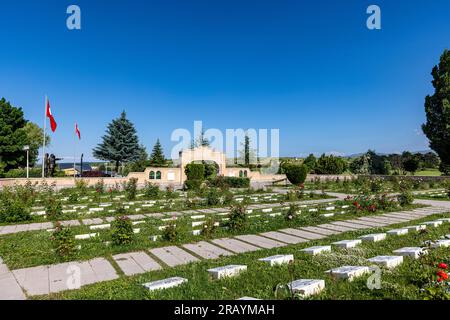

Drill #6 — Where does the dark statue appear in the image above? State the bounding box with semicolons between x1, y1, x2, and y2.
44;153;62;177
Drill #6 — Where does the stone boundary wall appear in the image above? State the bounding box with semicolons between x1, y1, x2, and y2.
358;175;449;182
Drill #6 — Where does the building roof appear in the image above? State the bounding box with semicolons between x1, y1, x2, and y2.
58;163;92;171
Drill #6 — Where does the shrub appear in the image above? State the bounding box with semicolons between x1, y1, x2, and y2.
284;204;299;222
45;198;63;220
161;220;179;242
227;203;247;231
206;188;221;206
222;190;234;206
397;191;414;206
111;216;134;245
94;179;105;194
143;181;160;199
184;179;203;190
0;198;31;223
165;185;177;199
285;190;298;201
51;223;75;257
123;177;138;200
209;176;250;188
185;163;205;180
284;164;308;186
314;154;347;174
68;192;79;203
200;217;217;238
75;179;88;195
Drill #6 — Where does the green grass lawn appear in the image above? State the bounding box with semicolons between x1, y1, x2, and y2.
414;169;443;176
33;211;450;300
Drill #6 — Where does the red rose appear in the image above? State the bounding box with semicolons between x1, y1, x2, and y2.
436;270;448;280
438;263;448;270
437;277;443;282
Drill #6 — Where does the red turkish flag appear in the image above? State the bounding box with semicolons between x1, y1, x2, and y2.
75;123;81;140
46;99;57;132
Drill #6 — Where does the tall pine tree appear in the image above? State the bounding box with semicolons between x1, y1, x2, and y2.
422;49;450;174
149;139;166;166
93;111;143;172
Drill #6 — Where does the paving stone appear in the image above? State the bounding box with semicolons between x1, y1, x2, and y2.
182;241;233;259
359;233;386;242
258;254;294;266
287;279;325;297
355;218;389;227
393;247;427;259
89;258;119;282
149;246;199;267
236;296;261;300
127;214;146;220
259;231;307;244
113;252;161;276
387;229;409;236
300;226;340;236
234;235;286;249
210;238;260;253
300;245;331;255
330;221;368;230
0;263;26;300
208;265;247;279
13;265;49;296
281;228;325;240
143;277;187;291
326;266;370;281
368;256;403;269
332;239;362;249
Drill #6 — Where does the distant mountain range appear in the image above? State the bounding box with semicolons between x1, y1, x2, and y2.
346;150;435;158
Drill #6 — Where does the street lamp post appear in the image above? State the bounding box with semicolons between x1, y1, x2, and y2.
23;145;30;179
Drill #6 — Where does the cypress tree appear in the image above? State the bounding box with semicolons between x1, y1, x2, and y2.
93;111;143;172
422;49;450;174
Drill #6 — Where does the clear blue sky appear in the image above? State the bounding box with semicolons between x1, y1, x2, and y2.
1;0;449;162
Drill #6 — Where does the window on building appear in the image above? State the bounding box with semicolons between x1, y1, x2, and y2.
156;171;162;179
149;171;155;179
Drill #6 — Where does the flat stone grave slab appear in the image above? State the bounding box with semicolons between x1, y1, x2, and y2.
127;214;146;220
300;226;340;236
332;239;362;249
355;218;389;226
182;241;233;259
423;221;443;227
393;247;427;259
237;297;261;300
149;246;199;267
28;222;53;232
258;254;294;266
287;279;325;297
234;235;286;249
208;265;247;280
368;255;403;269
431;239;450;248
387;229;408;236
437;218;450;223
113;252;161;276
211;238;260;253
82;218;104;226
0;263;26;300
145;213;165;218
301;245;331;255
59;220;81;227
359;233;386;242
281;228;325;240
326;266;370;281
143;277;187;291
260;231;307;244
379;214;411;222
315;224;353;233
197;209;217;214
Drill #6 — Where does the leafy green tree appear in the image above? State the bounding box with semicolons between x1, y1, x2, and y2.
422;49;450;174
314;154;346;174
0;98;28;171
93;111;144;172
303;154;317;172
350;154;370;174
20;122;50;166
403;157;420;175
367;150;390;175
149;139;166;166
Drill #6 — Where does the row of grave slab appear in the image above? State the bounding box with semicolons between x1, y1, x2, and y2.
0;205;448;299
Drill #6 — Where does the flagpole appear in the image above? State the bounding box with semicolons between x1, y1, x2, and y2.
74;123;76;178
42;95;47;178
